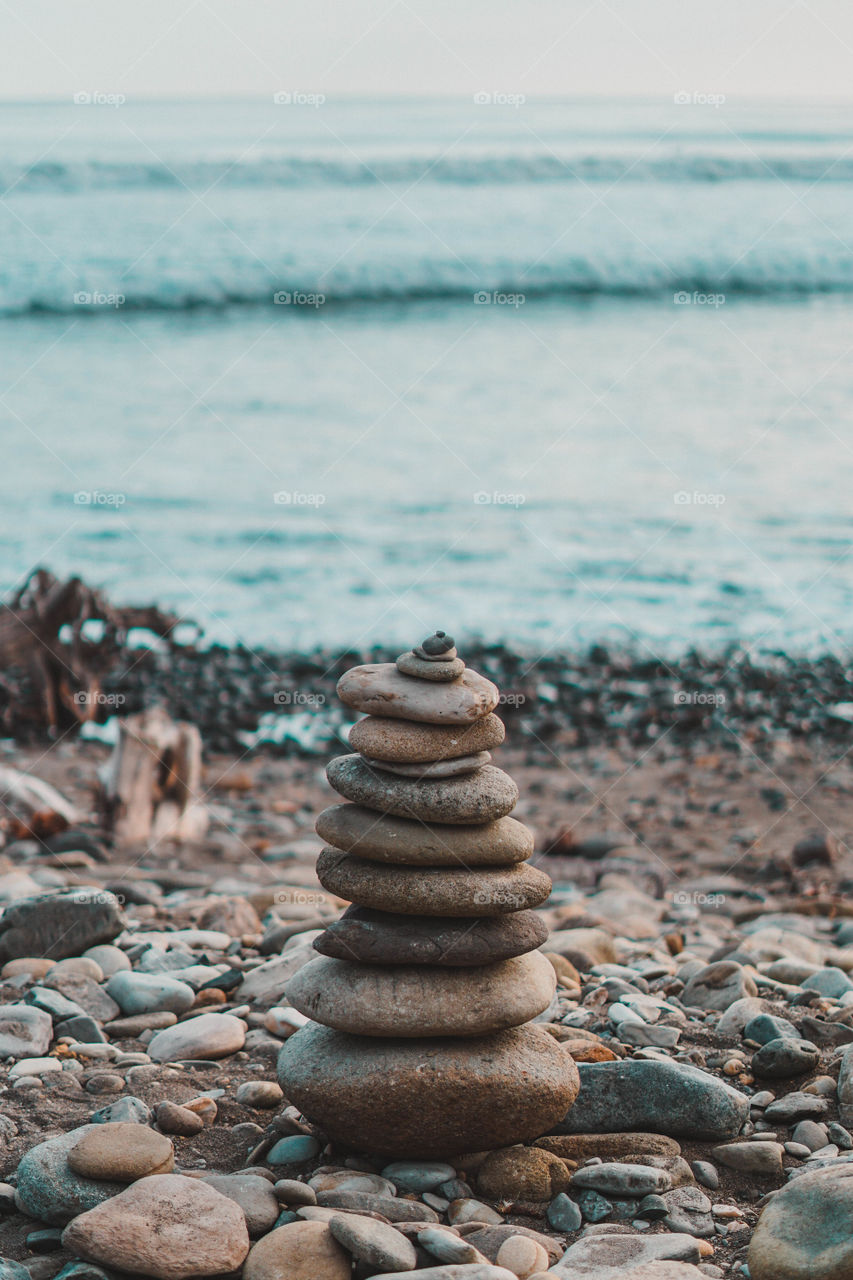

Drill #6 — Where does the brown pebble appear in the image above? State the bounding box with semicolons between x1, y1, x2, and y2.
84;1074;124;1095
195;989;227;1006
155;1100;205;1135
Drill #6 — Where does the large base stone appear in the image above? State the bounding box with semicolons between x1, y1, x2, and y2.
313;906;549;966
277;1022;579;1157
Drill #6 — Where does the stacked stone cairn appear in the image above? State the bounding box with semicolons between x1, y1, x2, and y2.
278;632;580;1157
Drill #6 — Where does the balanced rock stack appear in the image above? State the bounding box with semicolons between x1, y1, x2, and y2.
278;632;579;1157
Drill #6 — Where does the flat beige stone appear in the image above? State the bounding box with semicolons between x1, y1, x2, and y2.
327;757;518;824
285;952;556;1037
316;848;551;916
68;1123;174;1182
243;1221;350;1280
61;1174;250;1280
315;805;533;867
337;664;498;724
349;713;505;763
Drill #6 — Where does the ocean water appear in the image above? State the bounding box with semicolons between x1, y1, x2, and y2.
3;98;853;654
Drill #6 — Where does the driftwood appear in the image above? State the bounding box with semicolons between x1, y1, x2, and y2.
0;568;185;737
0;764;82;841
101;707;208;846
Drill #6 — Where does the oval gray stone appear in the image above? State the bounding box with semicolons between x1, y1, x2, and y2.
553;1059;750;1141
315;849;552;916
315;806;533;866
285;952;556;1037
313;906;549;966
327;757;518;824
337;664;498;724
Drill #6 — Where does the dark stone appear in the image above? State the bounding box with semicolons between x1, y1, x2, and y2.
26;1229;64;1254
54;1016;106;1044
421;631;455;655
752;1037;820;1079
313;906;549;966
278;1022;579;1158
743;1013;798;1045
0;890;124;963
553;1060;749;1140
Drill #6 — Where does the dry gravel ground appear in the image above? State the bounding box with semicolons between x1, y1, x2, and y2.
0;729;850;1278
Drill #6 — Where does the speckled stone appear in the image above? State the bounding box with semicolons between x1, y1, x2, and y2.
337;664;499;724
349;714;505;763
278;1022;579;1157
326;757;518;824
285;952;556;1037
313;906;549;966
316;849;552;916
315;806;533;867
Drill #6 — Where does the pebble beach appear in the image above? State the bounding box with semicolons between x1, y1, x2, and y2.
0;637;851;1280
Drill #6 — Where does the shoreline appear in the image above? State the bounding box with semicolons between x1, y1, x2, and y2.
76;639;853;758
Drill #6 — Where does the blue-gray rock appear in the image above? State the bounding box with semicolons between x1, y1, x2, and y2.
546;1191;582;1232
661;1185;715;1237
636;1193;669;1220
54;1016;106;1044
765;1092;831;1123
89;1096;151;1125
554;1059;749;1140
744;1013;798;1045
266;1135;321;1165
105;972;195;1016
0;890;124;963
752;1037;821;1079
381;1161;456;1193
0;1005;52;1059
571;1162;671;1196
804;967;853;999
749;1164;853;1280
575;1188;612;1222
25;988;86;1021
690;1160;719;1190
54;1263;112;1280
0;1261;30;1280
829;1122;853;1150
15;1127;125;1225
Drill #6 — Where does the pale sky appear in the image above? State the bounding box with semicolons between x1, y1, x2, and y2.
1;0;853;101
